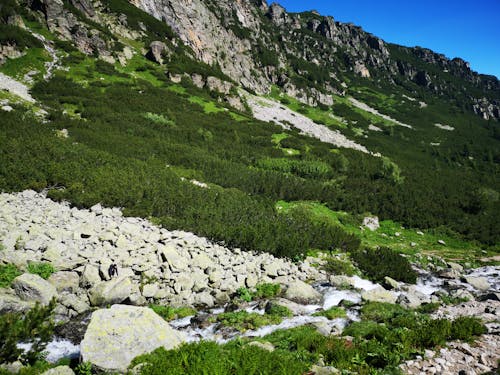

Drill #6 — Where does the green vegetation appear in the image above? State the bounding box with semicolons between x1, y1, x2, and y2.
213;310;283;332
322;255;358;276
235;283;282;303
133;311;484;375
351;247;417;283
0;264;21;288
312;306;346;320
0;300;55;365
131;340;309;375
0;24;42;49
27;262;55;280
149;305;196;321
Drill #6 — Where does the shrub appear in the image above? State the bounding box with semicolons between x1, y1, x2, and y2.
0;263;21;287
131;340;309;374
322;257;357;276
254;283;281;299
266;304;293;318
360;302;408;323
27;262;55;280
235;287;253;303
351;247;417;283
450;316;486;341
214;311;282;332
0;300;56;364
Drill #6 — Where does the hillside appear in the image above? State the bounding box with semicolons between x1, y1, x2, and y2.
0;0;499;373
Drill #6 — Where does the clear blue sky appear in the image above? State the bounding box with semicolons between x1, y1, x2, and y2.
275;0;500;79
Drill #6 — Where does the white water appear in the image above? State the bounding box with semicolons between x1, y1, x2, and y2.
322;289;361;309
39;268;500;363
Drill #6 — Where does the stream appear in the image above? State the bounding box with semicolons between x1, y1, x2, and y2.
40;266;499;363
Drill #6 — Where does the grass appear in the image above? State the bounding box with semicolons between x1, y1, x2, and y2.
268;86;345;129
27;262;55;280
275;200;486;264
213;310;284;332
188;95;226;114
0;264;22;288
0;48;50;82
149;305;196;321
271;133;301;156
312;306;346;320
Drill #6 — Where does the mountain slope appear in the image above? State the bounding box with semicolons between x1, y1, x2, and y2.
0;0;499;252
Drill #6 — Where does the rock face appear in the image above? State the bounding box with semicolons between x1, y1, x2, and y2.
128;0;499;120
12;273;57;305
80;305;186;373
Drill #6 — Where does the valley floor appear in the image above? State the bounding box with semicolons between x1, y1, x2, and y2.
0;191;498;374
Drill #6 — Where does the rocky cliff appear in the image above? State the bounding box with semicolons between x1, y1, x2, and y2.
129;0;500;119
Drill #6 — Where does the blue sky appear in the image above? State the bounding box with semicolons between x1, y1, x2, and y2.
275;0;500;79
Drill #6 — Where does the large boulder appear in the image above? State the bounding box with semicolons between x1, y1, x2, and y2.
41;365;75;375
48;271;80;293
284;281;321;304
463;276;491;292
0;290;34;313
12;273;57;305
147;41;168;64
88;276;134;306
80;305;186;373
361;286;397;304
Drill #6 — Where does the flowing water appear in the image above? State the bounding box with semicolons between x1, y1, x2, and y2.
42;266;500;363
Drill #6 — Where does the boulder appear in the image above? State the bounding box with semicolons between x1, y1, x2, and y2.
284;281;321;304
147;41;168;64
80;264;102;288
247;341;275;352
41;365;75;375
361;286;397;304
0;290;34;313
464;276;491;291
48;271;80;292
266;298;312;316
12;273;57;305
362;216;379;231
383;276;400;290
80;305;186;373
88;276;133;306
438;268;461;279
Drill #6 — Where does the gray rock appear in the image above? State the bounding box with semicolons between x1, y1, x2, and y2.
284;280;321;304
0;290;34;313
464;276;491;291
361;286;397;304
48;271;80;292
59;293;90;315
41;365;75;375
80;265;101;288
383;276;400;290
191;253;214;270
12;273;57;305
88;276;133;306
362;216;380;231
247;341;274;352
80;305;186;373
438;268;461;279
147;41;168;64
141;283;159;298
